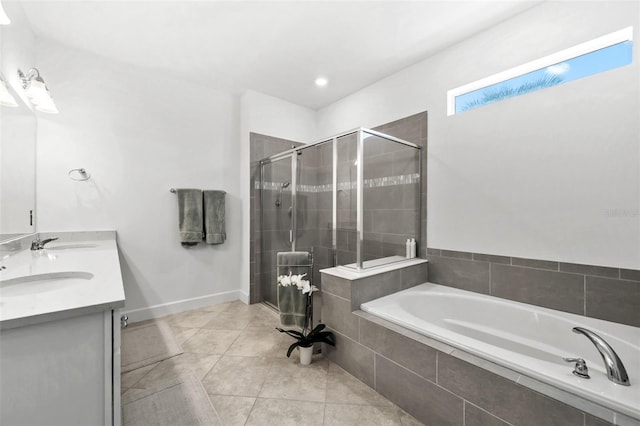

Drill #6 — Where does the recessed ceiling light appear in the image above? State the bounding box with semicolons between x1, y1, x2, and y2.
315;77;328;87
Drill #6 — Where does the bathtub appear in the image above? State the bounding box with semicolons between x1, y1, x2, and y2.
360;283;640;422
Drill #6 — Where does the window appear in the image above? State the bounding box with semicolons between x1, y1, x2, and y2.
447;27;633;115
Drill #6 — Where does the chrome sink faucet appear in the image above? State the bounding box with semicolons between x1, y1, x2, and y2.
30;237;59;250
572;327;630;386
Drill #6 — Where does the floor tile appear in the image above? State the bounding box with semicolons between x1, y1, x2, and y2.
225;326;294;358
181;328;241;354
259;357;328;402
326;363;393;407
245;398;324;426
166;309;219;328
202;310;254;330
135;352;220;389
122;300;424;425
121;362;160;389
199;301;235;313
121;320;183;372
324;403;403;426
247;305;281;329
123;375;221;426
202;355;271;397
169;325;199;345
208;395;256;426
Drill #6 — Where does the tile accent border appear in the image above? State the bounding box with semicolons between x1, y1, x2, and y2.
427;248;640;328
256;173;420;192
320;266;636;425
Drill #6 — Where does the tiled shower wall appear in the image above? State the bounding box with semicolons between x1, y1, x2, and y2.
249;112;428;305
332;131;421;266
426;248;640;327
372;113;428;258
249;133;303;304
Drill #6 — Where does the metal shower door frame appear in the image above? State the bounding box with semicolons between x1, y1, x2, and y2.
261;128;421;270
260;152;297;251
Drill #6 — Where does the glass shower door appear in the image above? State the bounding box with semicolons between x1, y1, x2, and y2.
260;154;294;307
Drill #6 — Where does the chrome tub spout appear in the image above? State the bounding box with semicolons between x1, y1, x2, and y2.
573;327;630;386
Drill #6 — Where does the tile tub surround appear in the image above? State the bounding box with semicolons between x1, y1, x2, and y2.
426;248;640;328
320;275;636;426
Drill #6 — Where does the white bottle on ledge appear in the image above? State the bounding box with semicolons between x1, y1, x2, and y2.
410;238;416;258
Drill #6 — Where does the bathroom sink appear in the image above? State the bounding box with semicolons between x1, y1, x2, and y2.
46;244;99;250
0;271;94;297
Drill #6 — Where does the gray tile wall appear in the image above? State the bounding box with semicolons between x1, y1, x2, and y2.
249;133;304;304
249;112;428;305
427;249;640;327
320;268;623;426
372;112;427;258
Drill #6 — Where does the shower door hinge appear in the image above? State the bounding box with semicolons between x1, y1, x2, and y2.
289;229;293;243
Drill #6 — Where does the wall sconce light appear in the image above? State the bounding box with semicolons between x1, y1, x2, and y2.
0;73;18;107
0;0;11;25
18;68;59;114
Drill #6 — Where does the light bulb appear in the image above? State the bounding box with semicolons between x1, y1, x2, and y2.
35;99;59;114
25;79;48;102
0;1;11;25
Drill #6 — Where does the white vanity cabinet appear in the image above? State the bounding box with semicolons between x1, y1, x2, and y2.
0;309;122;426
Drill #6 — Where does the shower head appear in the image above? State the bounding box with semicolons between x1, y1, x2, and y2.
275;182;290;207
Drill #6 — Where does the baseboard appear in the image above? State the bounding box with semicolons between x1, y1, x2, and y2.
238;290;250;304
123;290;243;324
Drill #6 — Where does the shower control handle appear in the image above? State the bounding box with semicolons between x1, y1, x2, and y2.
563;357;590;379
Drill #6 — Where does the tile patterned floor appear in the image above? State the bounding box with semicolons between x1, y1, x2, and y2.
122;300;425;426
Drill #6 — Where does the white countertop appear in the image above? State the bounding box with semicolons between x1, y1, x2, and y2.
320;256;428;280
0;237;126;330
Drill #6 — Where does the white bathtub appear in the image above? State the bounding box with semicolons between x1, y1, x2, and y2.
360;283;640;422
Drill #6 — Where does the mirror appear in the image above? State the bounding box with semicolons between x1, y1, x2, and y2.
0;90;36;241
0;13;37;242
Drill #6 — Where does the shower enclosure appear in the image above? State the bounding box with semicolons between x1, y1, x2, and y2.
259;128;421;307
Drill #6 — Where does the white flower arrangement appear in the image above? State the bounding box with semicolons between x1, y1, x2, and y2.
277;272;318;295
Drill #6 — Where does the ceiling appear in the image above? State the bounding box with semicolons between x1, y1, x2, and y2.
18;0;542;110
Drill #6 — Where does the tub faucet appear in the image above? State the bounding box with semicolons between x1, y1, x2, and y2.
30;237;59;250
572;327;630;386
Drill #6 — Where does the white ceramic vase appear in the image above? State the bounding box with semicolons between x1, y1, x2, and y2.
299;345;313;365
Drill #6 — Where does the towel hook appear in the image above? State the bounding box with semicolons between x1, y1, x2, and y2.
68;168;91;181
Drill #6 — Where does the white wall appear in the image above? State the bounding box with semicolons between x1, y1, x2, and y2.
0;1;37;238
239;90;316;298
35;40;242;319
317;1;640;269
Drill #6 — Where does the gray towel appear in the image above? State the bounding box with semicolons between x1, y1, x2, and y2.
177;188;203;246
277;251;312;328
203;190;226;244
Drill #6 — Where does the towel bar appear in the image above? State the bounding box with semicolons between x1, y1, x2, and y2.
170;188;227;194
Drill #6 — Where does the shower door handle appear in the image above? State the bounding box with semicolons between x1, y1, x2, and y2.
289;229;293;243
